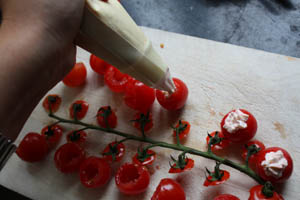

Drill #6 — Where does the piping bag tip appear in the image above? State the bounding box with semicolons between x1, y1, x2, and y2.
154;68;176;94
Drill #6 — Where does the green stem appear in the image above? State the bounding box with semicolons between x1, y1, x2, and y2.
49;113;265;185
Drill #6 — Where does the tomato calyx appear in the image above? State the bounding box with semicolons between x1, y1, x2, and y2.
207;131;224;152
103;141;121;161
136;147;155;163
131;111;151;136
262;182;275;198
47;96;58;112
205;162;225;182
170;152;188;170
68;130;82;142
245;143;262;166
97;106;112;128
172;120;188;135
72;103;82;120
43;125;55;137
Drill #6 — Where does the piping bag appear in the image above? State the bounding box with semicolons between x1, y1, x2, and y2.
76;0;175;93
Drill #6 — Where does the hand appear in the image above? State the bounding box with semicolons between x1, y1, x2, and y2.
0;0;85;140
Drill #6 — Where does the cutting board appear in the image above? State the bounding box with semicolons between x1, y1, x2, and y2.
0;27;299;200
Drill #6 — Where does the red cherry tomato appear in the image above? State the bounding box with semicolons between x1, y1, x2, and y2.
132;149;156;166
41;125;63;148
256;147;293;183
169;158;194;173
42;94;62;113
203;170;230;187
69;100;89;120
79;156;112;188
249;185;284;200
206;131;230;152
104;66;131;93
66;130;87;146
96;106;117;128
132;112;153;132
54;143;86;173
173;120;191;140
124;79;156;113
221;109;257;143
89;54;110;75
156;78;188;110
242;140;265;168
151;178;186;200
115;163;150;195
102;141;125;162
213;194;240;200
16;133;48;162
63;62;87;87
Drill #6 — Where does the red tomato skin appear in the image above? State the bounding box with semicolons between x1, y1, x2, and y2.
156;78;188;111
203;170;230;187
66;130;87;146
173;120;191;140
248;185;284;200
69;100;89;120
41;125;63;148
206;131;230;152
79;156;112;188
102;142;125;162
132;150;156;166
169;158;194;173
133;112;153;132
214;194;240;200
151;178;186;200
89;54;110;75
115;163;150;195
97;106;117;128
104;66;131;93
42;94;62;113
63;62;87;87
124;79;156;113
221;109;257;143
16;133;48;162
54;143;86;173
242;140;265;168
256;147;293;183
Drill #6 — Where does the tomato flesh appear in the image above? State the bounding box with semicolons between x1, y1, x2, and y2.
104;66;131;93
248;185;284;200
203;170;230;187
79;156;111;188
16;133;48;162
115;163;150;195
173;120;191;140
151;178;186;200
69;100;89;120
97;106;117;128
169;158;194;173
156;78;188;110
213;194;240;200
63;62;87;87
132;149;156;166
42;94;62;113
89;54;110;75
66;130;87;146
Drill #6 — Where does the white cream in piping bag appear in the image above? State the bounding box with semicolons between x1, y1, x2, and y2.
261;150;288;178
76;0;175;93
223;109;249;133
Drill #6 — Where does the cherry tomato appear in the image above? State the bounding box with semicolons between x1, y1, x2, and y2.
256;147;293;183
63;62;87;87
213;194;240;200
89;54;110;75
132;112;153;132
249;185;284;200
132;149;156;166
221;109;257;143
69;100;89;120
79;156;112;188
42;94;62;113
169;158;194;173
104;66;131;93
66;130;87;146
16;133;48;162
54;143;86;173
242;140;265;168
151;178;186;200
102;141;125;162
115;163;150;195
156;78;188;111
203;170;230;187
41;125;63;148
97;106;117;128
206;131;230;152
124;79;156;113
173;120;191;140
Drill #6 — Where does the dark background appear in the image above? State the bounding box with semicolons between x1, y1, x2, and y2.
0;0;299;199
